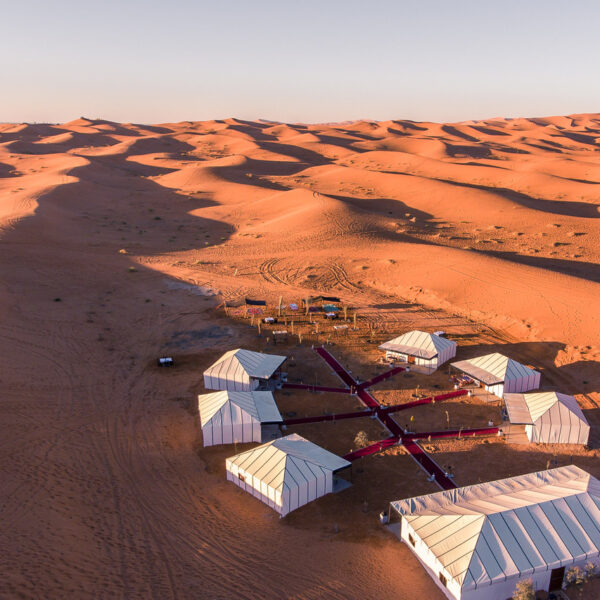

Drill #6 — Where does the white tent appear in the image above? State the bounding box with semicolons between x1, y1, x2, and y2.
504;391;590;445
226;433;351;516
198;390;283;447
379;330;457;371
203;348;287;392
389;465;600;600
450;353;540;397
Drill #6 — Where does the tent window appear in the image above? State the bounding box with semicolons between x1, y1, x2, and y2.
408;533;416;547
438;573;448;588
238;473;245;482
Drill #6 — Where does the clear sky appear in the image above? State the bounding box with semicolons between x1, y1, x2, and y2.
2;0;599;124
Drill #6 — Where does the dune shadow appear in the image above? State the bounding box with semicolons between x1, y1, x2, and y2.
437;178;600;218
0;162;17;177
441;125;479;143
472;249;600;284
444;143;494;159
469;125;510;137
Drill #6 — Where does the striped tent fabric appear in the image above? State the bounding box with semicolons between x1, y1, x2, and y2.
226;433;350;516
198;390;282;447
504;391;590;445
379;330;457;370
451;353;540;397
203;348;287;391
390;466;600;600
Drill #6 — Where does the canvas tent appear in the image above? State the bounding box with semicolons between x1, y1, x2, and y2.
450;353;540;398
388;465;600;600
379;330;457;371
198;390;283;447
504;391;590;445
203;349;287;392
226;433;351;516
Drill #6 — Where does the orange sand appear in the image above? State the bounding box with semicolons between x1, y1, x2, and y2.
1;114;599;598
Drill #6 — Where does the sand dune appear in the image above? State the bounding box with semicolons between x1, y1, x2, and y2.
1;113;600;598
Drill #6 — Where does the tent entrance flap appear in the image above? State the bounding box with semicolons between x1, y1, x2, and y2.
549;567;565;591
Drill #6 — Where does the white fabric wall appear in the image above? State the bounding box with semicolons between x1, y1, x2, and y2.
385;351;438;370
282;470;329;516
527;403;590;445
202;421;261;447
226;459;333;517
400;518;461;600
503;371;541;394
462;556;600;600
226;462;284;514
484;383;504;398
437;343;457;367
203;371;253;392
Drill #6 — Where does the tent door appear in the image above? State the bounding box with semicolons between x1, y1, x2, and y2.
549;566;565;591
407;355;416;364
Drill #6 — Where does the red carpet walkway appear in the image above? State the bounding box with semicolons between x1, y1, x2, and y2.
358;366;405;390
401;440;457;490
282;383;351;394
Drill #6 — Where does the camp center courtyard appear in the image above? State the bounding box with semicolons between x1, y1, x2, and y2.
186;306;600;558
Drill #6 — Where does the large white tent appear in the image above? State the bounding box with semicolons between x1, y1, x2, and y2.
388;466;600;600
450;353;540;398
226;433;351;516
379;330;457;371
504;391;590;445
198;390;283;447
203;348;287;392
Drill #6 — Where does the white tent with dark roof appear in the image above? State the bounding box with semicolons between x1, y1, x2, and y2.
226;433;350;516
379;330;457;371
203;348;287;392
504;391;590;445
450;353;540;398
198;390;283;447
388;466;600;600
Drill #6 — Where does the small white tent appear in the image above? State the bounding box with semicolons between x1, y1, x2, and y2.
388;466;600;600
379;330;457;371
198;390;283;447
203;348;287;392
226;433;350;516
504;391;590;445
450;353;540;397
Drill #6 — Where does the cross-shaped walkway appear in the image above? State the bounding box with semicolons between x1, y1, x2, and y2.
287;347;498;490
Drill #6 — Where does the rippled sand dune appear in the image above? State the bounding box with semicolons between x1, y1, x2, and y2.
1;114;599;598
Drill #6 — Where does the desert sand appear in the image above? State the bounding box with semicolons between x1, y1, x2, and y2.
1;114;599;598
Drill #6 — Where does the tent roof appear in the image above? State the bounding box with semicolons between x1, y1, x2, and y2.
204;348;287;380
391;466;600;590
451;353;538;386
504;391;588;426
198;390;282;427
379;330;456;360
226;433;350;493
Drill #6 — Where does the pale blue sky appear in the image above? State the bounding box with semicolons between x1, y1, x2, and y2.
2;0;599;124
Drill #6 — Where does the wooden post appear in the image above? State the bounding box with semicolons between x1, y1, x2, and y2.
353;313;357;329
250;314;254;326
257;321;261;336
305;297;309;316
291;320;294;334
278;296;282;317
